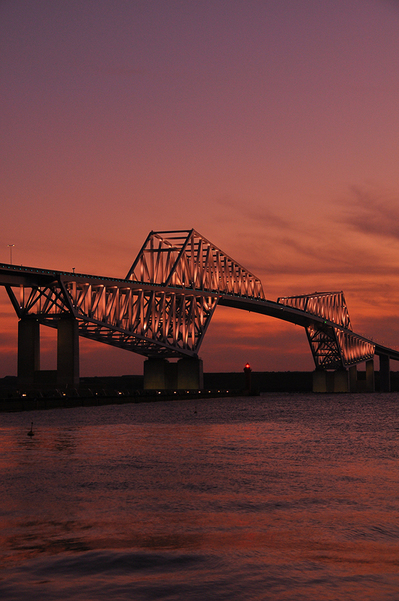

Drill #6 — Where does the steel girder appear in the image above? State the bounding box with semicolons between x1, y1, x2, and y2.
126;229;265;299
3;229;265;359
2;237;376;368
5;277;219;358
277;292;375;368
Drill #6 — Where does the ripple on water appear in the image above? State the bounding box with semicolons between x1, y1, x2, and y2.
0;394;399;600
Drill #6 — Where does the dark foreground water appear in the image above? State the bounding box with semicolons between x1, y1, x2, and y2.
1;393;399;600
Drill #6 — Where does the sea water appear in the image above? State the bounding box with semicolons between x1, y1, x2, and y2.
0;393;399;600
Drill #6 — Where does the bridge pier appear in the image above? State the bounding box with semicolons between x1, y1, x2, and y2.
349;365;357;392
334;369;349;392
366;359;375;392
313;369;349;393
177;358;203;390
143;358;175;390
144;357;203;390
17;317;80;389
379;354;391;392
57;317;80;387
313;360;375;393
18;319;40;388
312;370;328;393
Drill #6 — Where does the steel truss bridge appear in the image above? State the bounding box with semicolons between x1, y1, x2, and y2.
1;229;398;390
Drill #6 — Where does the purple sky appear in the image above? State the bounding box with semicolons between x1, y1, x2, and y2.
1;0;399;376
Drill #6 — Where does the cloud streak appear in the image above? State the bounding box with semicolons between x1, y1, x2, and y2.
212;190;399;284
341;185;399;241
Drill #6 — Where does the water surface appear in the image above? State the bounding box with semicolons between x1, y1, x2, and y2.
1;393;399;600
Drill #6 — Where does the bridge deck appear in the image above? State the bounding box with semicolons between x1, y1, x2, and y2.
1;261;399;363
219;295;399;362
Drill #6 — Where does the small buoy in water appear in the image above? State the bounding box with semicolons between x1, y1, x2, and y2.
27;422;34;437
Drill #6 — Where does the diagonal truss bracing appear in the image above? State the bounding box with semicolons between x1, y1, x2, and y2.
6;277;219;358
3;228;265;359
126;229;265;299
2;231;264;359
278;292;375;368
0;232;380;368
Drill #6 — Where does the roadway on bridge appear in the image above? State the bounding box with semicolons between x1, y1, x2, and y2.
218;294;399;362
1;261;399;363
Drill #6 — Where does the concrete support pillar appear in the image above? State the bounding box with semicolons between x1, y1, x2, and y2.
177;358;203;390
18;319;40;387
313;369;349;393
57;317;79;387
366;359;375;392
379;354;391;392
313;370;328;393
349;365;358;392
144;358;170;390
333;369;349;393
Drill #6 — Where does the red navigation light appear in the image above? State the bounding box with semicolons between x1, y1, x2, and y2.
243;362;252;392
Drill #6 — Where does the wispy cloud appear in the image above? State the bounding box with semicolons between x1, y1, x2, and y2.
341;185;399;241
213;195;294;232
213;187;399;284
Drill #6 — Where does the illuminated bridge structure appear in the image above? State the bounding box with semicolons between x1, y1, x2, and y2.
0;229;398;392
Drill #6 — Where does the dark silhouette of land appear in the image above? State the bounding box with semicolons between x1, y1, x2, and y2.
0;369;397;412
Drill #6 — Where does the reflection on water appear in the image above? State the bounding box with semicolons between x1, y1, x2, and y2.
0;393;399;600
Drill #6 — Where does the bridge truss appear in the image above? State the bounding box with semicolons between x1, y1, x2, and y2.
127;229;265;298
2;230;264;359
277;292;375;368
1;228;392;381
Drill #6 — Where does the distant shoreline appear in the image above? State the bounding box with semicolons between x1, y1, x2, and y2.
0;388;246;413
0;370;396;412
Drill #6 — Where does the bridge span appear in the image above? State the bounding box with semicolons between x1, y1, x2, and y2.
0;229;397;392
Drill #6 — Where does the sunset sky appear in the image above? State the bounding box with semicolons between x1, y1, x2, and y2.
1;0;399;377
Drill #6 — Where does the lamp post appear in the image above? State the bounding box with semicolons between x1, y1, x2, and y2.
7;244;15;265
